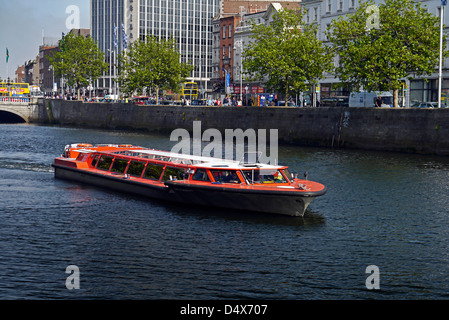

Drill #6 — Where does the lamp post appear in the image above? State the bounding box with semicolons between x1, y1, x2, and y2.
107;49;112;95
234;40;243;103
49;65;54;97
223;68;228;95
439;0;447;108
61;59;64;99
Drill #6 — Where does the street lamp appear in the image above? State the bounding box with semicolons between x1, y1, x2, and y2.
61;59;65;99
234;40;243;103
48;65;54;96
438;0;447;108
107;49;112;95
223;68;228;95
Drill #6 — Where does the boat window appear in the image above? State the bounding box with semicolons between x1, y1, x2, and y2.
111;158;129;174
192;169;210;182
281;169;292;182
243;169;288;184
162;167;186;181
126;161;145;177
96;156;114;171
210;170;241;183
143;164;164;181
76;153;89;161
91;155;100;167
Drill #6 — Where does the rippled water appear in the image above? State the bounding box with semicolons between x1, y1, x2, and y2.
2;123;449;300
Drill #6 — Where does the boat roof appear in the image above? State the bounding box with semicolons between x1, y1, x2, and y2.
70;145;285;169
125;149;284;169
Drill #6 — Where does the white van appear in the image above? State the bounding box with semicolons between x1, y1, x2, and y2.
349;91;393;107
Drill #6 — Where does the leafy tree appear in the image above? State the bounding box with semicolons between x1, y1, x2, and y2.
327;0;447;107
243;8;334;106
49;32;108;99
118;36;194;100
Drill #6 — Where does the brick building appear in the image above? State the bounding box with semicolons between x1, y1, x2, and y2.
212;1;302;95
15;65;25;83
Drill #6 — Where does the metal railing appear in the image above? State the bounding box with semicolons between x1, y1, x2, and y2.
0;96;34;103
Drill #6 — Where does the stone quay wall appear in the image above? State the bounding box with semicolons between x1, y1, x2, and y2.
34;99;449;156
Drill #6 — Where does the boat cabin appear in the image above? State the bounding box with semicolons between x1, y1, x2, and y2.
72;147;293;187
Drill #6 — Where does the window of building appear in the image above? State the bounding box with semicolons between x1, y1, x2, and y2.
229;24;232;38
350;0;355;9
222;25;226;38
410;79;441;104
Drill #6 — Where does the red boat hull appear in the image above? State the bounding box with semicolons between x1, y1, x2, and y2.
52;143;327;216
53;164;325;216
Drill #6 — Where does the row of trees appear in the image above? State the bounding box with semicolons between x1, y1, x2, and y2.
245;0;446;107
49;33;192;100
50;0;446;108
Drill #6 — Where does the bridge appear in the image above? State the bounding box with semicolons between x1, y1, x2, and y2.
0;97;40;123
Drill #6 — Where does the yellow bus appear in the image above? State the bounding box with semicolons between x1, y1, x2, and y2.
165;82;199;102
0;82;30;96
182;82;198;100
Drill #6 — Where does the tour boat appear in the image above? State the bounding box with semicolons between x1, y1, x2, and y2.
52;143;327;216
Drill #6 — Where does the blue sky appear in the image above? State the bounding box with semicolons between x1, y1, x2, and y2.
0;0;90;80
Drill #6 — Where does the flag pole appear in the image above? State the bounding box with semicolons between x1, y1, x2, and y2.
6;48;9;81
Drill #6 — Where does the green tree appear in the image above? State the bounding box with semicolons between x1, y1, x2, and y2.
50;32;108;99
118;36;194;101
327;0;447;107
243;8;334;106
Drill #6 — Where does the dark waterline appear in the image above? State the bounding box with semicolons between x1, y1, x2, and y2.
2;123;449;300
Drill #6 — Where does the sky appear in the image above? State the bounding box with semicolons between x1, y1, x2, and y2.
0;0;90;81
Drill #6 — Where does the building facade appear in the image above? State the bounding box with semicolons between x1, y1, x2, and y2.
212;0;301;95
90;0;221;94
302;0;449;106
212;1;302;98
15;65;26;83
39;46;59;94
24;56;40;87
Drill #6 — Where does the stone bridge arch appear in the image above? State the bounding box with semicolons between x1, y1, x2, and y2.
0;104;31;123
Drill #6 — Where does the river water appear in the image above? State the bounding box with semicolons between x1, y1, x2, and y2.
1;123;449;300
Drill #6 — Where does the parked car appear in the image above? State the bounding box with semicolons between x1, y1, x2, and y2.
191;99;207;106
349;91;393;107
410;102;434;108
321;96;349;107
430;102;447;108
277;101;297;107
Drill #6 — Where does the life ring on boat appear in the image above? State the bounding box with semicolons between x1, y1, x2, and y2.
76;143;93;148
118;144;133;147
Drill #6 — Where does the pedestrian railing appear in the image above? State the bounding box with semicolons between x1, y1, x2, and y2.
0;96;33;104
